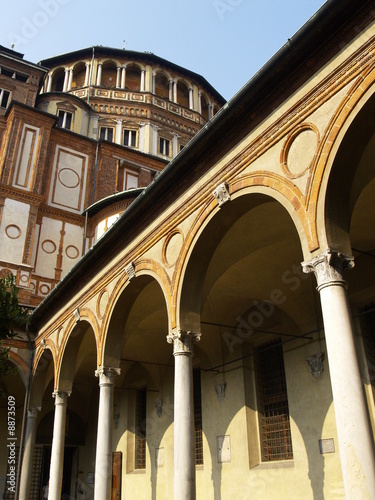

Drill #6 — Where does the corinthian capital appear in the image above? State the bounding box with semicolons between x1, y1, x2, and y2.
302;250;354;291
166;330;201;356
95;367;121;386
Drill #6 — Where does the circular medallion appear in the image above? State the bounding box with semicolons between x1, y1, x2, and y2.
42;240;57;254
281;124;319;179
58;168;80;188
5;225;21;239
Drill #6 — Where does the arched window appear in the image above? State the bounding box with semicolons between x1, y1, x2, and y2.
51;68;65;92
177;81;189;108
72;62;86;89
126;65;141;91
101;62;117;88
201;93;209;121
155;73;169;99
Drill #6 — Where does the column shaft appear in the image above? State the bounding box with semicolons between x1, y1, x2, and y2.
303;252;375;499
48;391;69;500
94;367;120;500
167;330;200;500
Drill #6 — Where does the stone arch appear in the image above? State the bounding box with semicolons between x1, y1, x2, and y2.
102;268;170;371
313;71;375;255
101;60;118;89
71;61;86;89
200;92;209;121
126;64;142;91
175;182;308;332
176;79;189;108
154;71;169;99
56;316;98;393
51;67;65;92
29;346;56;409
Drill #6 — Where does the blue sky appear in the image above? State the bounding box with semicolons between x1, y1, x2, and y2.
3;0;327;100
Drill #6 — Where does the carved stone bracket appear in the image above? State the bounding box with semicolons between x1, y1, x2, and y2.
213;182;230;207
306;352;325;377
214;382;226;402
125;262;136;280
302;250;354;291
95;367;121;386
166;330;201;356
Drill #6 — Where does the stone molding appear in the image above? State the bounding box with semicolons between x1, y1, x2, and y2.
52;391;71;404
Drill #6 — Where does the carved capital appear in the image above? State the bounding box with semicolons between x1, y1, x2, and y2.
27;407;41;419
213;182;230;207
166;330;201;356
302;251;354;291
95;367;121;386
52;391;71;405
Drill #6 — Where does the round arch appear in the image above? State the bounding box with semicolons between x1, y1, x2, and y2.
154;71;169;99
102;268;170;371
313;72;375;255
175;183;309;332
176;79;190;108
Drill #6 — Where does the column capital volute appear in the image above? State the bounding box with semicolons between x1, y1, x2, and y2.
167;330;201;356
52;390;71;405
95;366;121;386
302;250;354;292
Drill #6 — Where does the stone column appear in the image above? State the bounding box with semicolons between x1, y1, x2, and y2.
169;80;174;101
67;69;73;91
115;119;122;144
121;67;126;89
84;63;91;86
152;72;156;94
198;91;202;115
63;69;69;92
189;88;194;110
46;74;53;93
19;408;40;500
48;391;70;500
167;330;200;500
140;70;145;92
303;251;375;498
94;367;120;500
173;80;178;103
96;63;103;86
116;67;121;88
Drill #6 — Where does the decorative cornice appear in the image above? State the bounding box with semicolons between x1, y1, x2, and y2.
166;330;201;356
302;250;354;291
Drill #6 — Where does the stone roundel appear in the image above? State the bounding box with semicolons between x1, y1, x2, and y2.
65;245;80;260
281;123;319;179
162;229;184;268
58;168;80;189
42;239;57;254
5;224;21;239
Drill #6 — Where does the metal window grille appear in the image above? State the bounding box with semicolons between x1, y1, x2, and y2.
256;340;293;461
135;389;147;469
193;369;204;465
3;446;43;500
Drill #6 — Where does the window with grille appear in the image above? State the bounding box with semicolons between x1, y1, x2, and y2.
123;129;136;147
135;389;147;469
159;137;170;156
3;446;43;500
193;368;203;465
0;88;10;108
56;110;72;130
255;339;293;461
100;127;114;142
